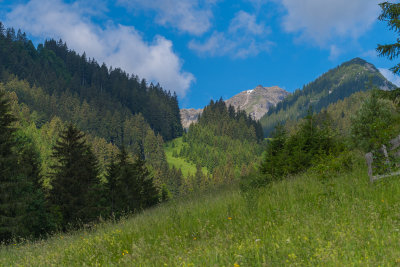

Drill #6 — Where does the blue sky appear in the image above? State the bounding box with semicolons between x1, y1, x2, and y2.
0;0;398;109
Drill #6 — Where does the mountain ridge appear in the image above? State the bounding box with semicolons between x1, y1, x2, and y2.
260;57;396;136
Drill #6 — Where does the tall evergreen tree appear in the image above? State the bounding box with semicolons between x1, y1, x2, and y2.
112;148;158;215
377;2;400;74
105;156;119;216
0;90;19;241
49;124;101;227
0;91;51;241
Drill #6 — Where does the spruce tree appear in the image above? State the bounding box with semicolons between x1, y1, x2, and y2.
0;91;51;241
0;90;19;241
113;148;158;215
134;156;159;208
377;2;400;74
49;124;101;227
105;156;119;216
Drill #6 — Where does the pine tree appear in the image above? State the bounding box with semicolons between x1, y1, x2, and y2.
377;2;400;74
14;134;55;238
115;148;140;214
0;92;52;241
0;90;19;241
114;148;159;214
105;156;119;216
49;124;101;227
195;163;204;191
135;156;159;208
260;123;287;180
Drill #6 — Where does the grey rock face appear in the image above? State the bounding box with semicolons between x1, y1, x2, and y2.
225;85;290;120
180;108;203;129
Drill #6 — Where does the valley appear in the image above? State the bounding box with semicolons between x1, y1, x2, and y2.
1;1;400;265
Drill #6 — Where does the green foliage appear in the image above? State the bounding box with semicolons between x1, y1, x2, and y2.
255;108;345;187
1;78;179;196
49;125;102;228
164;137;208;178
309;150;356;179
377;2;400;74
350;89;397;151
105;148;159;217
0;91;53;242
180;99;264;184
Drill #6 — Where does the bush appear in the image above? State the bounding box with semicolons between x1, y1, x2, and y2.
309;150;355;179
351;89;397;152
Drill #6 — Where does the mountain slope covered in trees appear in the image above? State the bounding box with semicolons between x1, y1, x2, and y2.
0;23;182;142
261;58;396;136
173;99;265;188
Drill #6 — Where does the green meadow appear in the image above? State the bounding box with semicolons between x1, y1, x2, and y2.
2;155;400;266
164;137;208;177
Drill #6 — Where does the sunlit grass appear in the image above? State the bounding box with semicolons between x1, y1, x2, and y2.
2;160;400;266
164;137;208;177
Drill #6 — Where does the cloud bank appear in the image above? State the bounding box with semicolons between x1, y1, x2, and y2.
189;11;272;58
275;0;381;45
5;0;194;96
117;0;215;36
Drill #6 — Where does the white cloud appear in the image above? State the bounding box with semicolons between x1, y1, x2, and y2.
362;49;379;59
229;10;268;35
379;68;400;87
117;0;215;36
189;11;272;58
328;45;341;60
274;0;381;45
5;0;194;97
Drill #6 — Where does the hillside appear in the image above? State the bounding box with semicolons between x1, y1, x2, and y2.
261;58;396;136
3;159;400;266
164;137;208;177
180;85;289;128
0;26;182;142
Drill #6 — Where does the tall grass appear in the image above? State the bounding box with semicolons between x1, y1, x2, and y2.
2;160;400;266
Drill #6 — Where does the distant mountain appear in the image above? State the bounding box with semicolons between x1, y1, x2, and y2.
180;85;289;128
260;57;396;136
180;108;203;129
225;85;290;120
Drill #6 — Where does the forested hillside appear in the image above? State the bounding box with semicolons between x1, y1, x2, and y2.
0;23;182;142
172;99;265;187
261;58;395;136
0;23;187;195
0;24;188;242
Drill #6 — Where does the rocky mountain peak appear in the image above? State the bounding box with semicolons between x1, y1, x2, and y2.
225;85;290;120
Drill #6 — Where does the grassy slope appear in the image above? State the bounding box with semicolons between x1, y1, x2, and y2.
3;159;400;266
164;137;207;177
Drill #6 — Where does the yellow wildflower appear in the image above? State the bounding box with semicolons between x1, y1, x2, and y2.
234;263;240;267
228;217;232;220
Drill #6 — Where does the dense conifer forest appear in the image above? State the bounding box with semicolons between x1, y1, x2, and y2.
0;22;182;142
0;24;187;242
